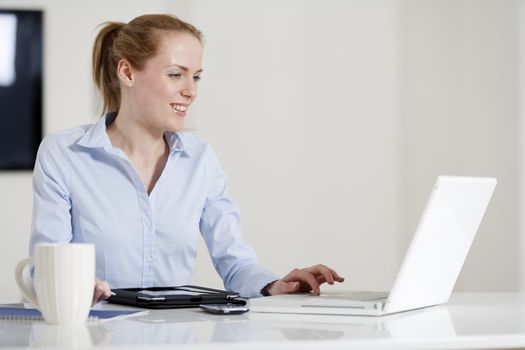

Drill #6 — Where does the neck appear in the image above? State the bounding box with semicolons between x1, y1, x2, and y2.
107;107;167;159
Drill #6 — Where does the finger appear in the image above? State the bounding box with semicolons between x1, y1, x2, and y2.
103;289;113;299
283;269;320;295
281;281;300;294
307;264;345;283
305;264;334;285
326;267;345;282
100;281;112;299
94;283;106;296
92;281;101;305
92;280;111;305
92;289;103;306
316;275;328;284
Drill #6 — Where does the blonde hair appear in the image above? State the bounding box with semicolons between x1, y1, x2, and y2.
92;14;203;114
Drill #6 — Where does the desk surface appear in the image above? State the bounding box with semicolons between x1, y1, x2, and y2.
1;292;525;350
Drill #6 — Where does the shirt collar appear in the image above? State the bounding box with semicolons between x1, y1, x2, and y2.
77;112;185;154
76;113;113;149
164;131;184;153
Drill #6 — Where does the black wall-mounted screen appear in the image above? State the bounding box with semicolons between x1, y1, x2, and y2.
0;10;42;170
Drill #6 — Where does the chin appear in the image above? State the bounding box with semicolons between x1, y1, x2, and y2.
165;123;185;133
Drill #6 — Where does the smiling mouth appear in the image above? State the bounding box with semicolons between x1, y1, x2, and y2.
171;104;187;112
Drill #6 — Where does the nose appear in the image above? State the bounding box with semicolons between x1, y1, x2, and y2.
181;79;197;100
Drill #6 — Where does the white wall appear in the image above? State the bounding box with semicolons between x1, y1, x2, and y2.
400;0;519;291
520;0;525;292
0;0;521;302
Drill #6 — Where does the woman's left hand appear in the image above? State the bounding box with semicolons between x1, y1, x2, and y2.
266;264;344;296
92;278;112;306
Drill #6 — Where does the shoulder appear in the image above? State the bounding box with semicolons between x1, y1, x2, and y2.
176;132;224;175
36;124;94;167
39;124;92;150
33;125;93;186
177;131;216;158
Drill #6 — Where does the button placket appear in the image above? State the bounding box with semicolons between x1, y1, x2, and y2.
138;190;156;287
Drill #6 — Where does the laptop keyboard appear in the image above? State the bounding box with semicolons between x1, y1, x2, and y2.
326;291;389;302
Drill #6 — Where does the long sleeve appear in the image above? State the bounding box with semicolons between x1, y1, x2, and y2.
199;146;278;298
29;135;73;256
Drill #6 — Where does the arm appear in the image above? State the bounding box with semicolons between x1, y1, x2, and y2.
199;145;344;297
199;146;279;298
30;136;111;304
30;135;73;254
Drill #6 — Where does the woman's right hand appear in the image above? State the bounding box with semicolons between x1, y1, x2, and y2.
266;264;344;296
92;278;112;305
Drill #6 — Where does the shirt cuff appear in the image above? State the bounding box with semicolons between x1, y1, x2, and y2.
260;279;278;296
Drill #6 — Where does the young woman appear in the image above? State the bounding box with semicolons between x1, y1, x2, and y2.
29;14;343;304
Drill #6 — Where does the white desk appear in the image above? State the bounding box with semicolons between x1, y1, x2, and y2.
1;293;525;349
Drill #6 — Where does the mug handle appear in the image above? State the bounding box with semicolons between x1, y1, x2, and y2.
15;257;40;308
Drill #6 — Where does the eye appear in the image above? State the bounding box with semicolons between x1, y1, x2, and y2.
168;73;182;79
193;75;201;82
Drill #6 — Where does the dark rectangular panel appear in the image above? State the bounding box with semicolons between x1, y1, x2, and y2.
0;10;43;170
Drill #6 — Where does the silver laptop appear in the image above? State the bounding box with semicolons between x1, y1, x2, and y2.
250;176;497;316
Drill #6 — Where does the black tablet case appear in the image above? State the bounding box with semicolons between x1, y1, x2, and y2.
107;285;247;309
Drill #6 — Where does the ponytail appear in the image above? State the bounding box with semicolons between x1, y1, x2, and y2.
92;22;124;114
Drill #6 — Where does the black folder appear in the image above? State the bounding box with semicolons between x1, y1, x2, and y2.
107;285;247;309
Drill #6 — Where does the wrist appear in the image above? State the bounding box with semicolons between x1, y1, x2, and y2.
260;280;278;296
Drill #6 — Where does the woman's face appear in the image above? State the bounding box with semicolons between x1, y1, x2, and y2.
127;32;203;133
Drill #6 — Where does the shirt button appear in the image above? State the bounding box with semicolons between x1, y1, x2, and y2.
145;217;151;227
147;256;153;263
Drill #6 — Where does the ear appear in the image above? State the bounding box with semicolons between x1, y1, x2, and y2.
116;58;135;87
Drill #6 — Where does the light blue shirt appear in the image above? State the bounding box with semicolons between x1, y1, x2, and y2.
30;113;278;298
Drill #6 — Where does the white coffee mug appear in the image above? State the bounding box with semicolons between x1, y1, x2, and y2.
15;243;95;324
